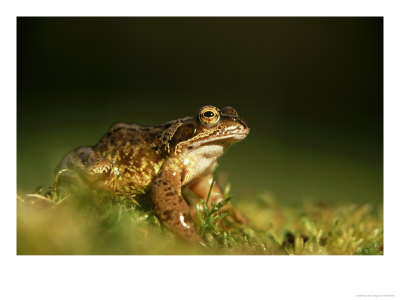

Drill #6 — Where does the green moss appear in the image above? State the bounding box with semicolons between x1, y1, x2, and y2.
17;179;383;255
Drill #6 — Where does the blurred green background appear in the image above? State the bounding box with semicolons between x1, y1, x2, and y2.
17;17;383;207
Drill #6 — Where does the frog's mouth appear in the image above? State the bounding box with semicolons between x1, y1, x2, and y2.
190;130;249;149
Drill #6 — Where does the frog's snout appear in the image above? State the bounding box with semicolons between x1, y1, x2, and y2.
231;117;249;135
237;118;249;131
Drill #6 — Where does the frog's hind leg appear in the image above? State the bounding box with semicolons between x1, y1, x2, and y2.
152;169;205;245
55;146;116;191
189;174;247;225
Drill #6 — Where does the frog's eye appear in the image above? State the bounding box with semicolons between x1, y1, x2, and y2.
221;106;238;116
199;106;220;125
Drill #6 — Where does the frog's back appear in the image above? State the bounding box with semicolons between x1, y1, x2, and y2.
57;118;189;196
94;122;165;195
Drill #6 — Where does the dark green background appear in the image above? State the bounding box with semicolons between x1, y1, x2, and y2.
17;17;383;206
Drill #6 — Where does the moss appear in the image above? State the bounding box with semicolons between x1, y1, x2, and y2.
17;177;383;255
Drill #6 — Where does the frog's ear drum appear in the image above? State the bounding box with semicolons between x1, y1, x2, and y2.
199;106;220;126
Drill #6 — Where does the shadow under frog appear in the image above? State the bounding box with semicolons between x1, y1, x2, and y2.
56;105;250;245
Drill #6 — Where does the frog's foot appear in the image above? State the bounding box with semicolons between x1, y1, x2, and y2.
190;174;225;209
189;174;248;225
224;206;248;225
152;169;204;245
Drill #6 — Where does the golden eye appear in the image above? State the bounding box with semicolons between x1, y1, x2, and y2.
204;111;215;118
199;106;220;125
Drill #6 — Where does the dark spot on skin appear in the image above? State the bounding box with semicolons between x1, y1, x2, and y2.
124;128;136;134
188;146;193;149
183;212;192;221
162;209;174;220
113;127;123;133
164;123;171;129
166;191;175;197
152;146;159;151
170;123;196;146
162;182;168;185
163;137;167;141
106;132;112;137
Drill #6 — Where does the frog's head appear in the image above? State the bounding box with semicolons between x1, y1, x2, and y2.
169;105;250;155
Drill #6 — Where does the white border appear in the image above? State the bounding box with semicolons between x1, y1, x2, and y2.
2;1;399;300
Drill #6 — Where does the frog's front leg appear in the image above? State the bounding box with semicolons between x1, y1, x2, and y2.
152;169;205;245
189;174;247;225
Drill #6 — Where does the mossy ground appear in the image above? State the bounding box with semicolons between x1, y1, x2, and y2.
17;178;383;255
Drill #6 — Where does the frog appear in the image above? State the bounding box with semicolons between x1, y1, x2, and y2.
55;105;249;245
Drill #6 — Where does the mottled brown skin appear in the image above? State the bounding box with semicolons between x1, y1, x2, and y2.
56;105;249;244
